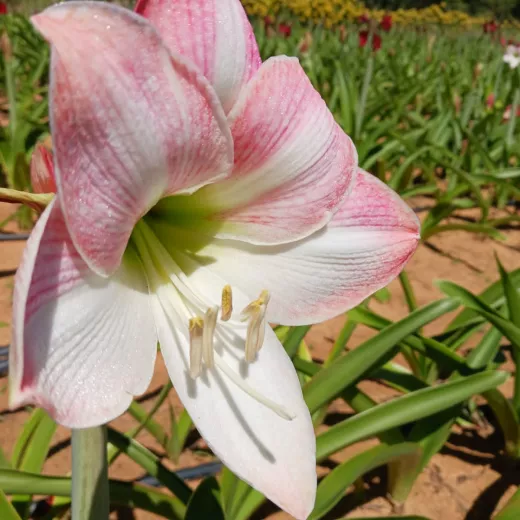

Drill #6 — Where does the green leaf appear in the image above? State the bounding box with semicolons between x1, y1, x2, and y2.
10;409;56;518
495;485;520;520
446;269;520;330
185;477;224;520
349;306;466;372
0;322;7;328
310;443;421;520
283;325;311;358
374;286;391;303
437;281;520;350
0;470;185;520
483;389;520;459
0;490;22;520
127;400;168;447
0;445;11;470
220;469;264;520
389;404;461;502
106;427;192;504
316;370;508;461
466;320;504;370
496;256;520;417
303;299;459;414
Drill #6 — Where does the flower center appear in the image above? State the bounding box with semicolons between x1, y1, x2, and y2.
130;219;294;420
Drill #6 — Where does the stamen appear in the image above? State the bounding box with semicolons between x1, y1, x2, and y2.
241;290;270;362
202;307;218;369
255;310;267;353
245;312;261;362
189;317;204;379
213;356;295;420
221;285;233;321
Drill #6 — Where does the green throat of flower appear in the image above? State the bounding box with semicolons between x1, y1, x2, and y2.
129;218;294;421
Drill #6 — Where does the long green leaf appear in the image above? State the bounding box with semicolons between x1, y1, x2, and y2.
316;370;508;461
446;269;520;330
106;428;192;504
438;281;520;349
11;409;56;518
310;443;421;520
0;470;185;520
0;490;21;520
495;486;520;520
185;477;224;520
303;299;459;413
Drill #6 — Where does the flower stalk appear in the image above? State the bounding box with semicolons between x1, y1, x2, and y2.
71;426;109;520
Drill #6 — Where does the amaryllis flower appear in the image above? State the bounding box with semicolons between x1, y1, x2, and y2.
10;1;419;518
380;14;392;32
504;44;520;69
359;30;382;51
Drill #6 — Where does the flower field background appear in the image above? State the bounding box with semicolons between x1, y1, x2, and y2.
0;1;520;520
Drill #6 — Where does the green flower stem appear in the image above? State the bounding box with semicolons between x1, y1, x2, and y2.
71;426;109;520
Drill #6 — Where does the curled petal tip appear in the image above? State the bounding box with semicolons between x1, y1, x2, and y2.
31;144;56;194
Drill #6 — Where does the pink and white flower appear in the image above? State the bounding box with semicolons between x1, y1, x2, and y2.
10;1;419;518
504;44;520;69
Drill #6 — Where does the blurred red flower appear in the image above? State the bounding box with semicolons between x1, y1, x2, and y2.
278;23;292;38
0;3;7;15
380;14;392;32
483;20;498;34
359;30;381;52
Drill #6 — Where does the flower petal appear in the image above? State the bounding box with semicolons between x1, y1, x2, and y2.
170;169;419;325
153;293;316;519
32;2;233;277
9;199;157;428
157;56;357;246
135;0;261;113
30;144;56;194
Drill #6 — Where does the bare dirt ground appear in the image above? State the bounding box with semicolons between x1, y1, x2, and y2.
0;199;519;520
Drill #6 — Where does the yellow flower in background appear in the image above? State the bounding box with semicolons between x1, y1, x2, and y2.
241;0;520;28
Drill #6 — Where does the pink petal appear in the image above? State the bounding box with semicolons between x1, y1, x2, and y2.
30;144;56;194
181;169;420;325
9;199;157;428
135;0;261;113
164;56;357;245
32;3;233;277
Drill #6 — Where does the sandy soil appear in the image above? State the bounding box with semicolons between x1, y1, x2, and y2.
0;198;519;520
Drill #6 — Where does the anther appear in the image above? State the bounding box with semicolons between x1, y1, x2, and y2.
189;317;204;379
203;307;218;369
241;290;270;363
221;285;233;321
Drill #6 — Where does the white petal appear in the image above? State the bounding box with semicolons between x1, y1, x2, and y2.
151;276;316;519
9;200;157;428
152;169;419;325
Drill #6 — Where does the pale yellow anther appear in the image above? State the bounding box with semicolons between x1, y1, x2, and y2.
242;290;270;363
221;285;233;321
203;307;218;369
189;317;204;379
240;289;270;321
